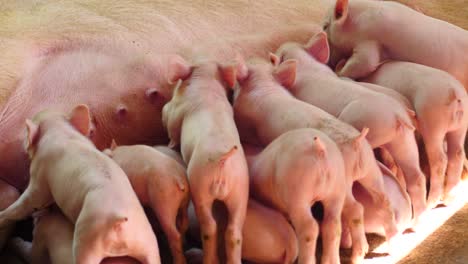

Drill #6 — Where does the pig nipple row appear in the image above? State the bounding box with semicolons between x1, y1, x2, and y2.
115;105;128;120
145;88;160;104
89;127;96;139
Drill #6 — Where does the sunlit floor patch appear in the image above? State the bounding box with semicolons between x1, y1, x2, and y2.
363;181;468;264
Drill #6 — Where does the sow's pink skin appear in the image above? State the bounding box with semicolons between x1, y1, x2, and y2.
0;1;327;242
0;44;176;194
186;198;299;264
31;207;141;264
323;0;468;89
362;61;468;207
162;58;249;264
0;1;327;197
272;32;427;220
0;105;160;264
245;129;346;264
104;143;190;264
233;57;397;263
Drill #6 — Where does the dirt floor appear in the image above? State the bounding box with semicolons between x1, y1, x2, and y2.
398;204;468;264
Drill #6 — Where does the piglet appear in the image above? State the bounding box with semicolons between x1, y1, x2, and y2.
362;61;468;207
153;145;186;167
323;0;468;89
104;143;190;264
240;199;298;264
31;207;142;264
272;32;426;219
246;129;346;264
162;57;249;264
233;57;397;263
187;197;299;264
0;105;160;264
355;162;412;236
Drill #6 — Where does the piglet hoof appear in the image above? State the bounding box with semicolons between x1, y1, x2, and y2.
351;255;365;264
351;242;368;264
409;208;432;232
441;193;456;206
462;160;468;180
385;222;399;242
426;197;440;211
386;233;404;255
442;182;464;205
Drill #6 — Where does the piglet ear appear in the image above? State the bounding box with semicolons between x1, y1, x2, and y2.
70;104;91;136
219;64;237;89
335;58;347;73
353;127;369;149
110;139;118;150
269;52;280;66
335;0;349;21
167;55;192;85
25;119;39;148
234;53;249;83
273;59;297;89
304;32;330;64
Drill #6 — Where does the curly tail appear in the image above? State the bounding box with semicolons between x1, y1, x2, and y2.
110;215;128;233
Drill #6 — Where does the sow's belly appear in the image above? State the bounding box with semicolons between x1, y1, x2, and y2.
0;47;170;191
0;0;333;190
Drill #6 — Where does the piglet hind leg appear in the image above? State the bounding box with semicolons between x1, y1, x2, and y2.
72;221;103;264
444;125;468;200
384;133;427;220
336;41;382;80
320;193;345;264
151;199;186;264
193;201;219;264
419;129;447;209
73;238;102;264
223;191;247;264
341;189;368;264
357;174;397;241
0;181;52;231
340;223;352;250
177;197;190;241
289;205;320;264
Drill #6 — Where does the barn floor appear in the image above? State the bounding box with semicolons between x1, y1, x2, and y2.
399;203;468;264
1;183;467;264
358;180;468;264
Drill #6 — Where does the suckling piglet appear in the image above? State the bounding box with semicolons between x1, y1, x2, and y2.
0;105;160;264
162;57;249;264
233;57;397;263
272;32;425;219
104;143;190;264
362;61;468;206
